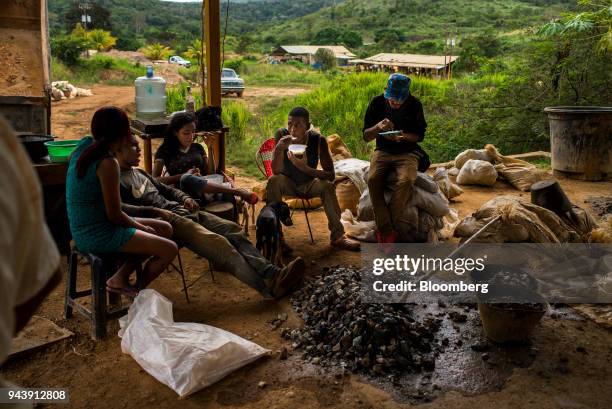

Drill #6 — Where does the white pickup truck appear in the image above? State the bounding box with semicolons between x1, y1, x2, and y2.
168;55;191;68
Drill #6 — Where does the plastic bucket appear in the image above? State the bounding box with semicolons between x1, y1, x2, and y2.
472;264;547;343
544;106;612;181
478;303;546;343
44;140;79;163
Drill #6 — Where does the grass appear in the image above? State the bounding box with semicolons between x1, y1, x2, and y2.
240;62;328;87
51;55;144;86
219;69;552;175
525;156;551;169
178;66;200;83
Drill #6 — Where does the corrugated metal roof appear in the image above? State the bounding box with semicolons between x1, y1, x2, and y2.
277;45;356;58
353;53;459;69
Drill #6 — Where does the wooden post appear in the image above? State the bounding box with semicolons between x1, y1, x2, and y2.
204;0;221;107
203;0;224;172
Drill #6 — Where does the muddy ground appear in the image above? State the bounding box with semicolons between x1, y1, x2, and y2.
50;84;308;140
2;170;611;409
3;87;611;408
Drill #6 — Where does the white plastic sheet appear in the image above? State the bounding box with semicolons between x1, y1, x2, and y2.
118;290;270;397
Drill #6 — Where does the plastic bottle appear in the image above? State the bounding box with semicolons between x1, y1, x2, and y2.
134;65;167;120
185;86;195;113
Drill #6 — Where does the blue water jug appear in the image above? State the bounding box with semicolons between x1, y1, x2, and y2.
135;65;166;120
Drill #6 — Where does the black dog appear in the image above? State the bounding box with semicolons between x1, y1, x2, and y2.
195;106;223;131
256;201;292;267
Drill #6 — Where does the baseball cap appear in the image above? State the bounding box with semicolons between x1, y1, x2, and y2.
384;73;411;102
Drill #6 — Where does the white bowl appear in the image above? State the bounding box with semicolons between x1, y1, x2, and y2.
288;144;307;155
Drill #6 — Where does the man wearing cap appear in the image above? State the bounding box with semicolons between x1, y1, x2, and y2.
363;73;428;244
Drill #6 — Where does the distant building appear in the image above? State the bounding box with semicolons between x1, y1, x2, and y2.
351;53;459;78
270;45;357;67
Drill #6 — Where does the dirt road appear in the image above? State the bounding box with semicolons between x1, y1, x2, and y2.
51;85;308;139
51;85;136;139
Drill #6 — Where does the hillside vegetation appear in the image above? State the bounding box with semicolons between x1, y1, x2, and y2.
49;0;576;55
48;0;336;52
256;0;576;55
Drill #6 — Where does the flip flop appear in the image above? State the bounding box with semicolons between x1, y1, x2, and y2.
106;285;139;298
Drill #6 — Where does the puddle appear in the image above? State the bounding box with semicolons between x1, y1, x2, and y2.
357;305;582;403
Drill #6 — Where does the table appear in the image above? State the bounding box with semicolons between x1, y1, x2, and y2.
33;159;70;255
130;117;228;174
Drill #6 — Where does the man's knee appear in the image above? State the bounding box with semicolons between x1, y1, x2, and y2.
318;179;335;193
367;171;386;190
267;174;286;189
179;173;202;192
158;220;173;239
396;164;418;186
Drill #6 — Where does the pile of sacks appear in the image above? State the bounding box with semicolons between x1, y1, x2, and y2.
454;195;597;243
451;144;542;191
51;81;93;101
334;158;457;243
329;134;461;243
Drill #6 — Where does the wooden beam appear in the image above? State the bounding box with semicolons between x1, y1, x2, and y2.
204;0;221;107
203;0;224;171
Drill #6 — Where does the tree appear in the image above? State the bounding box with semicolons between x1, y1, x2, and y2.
236;35;253;54
454;30;502;72
341;31;363;49
64;2;112;32
379;32;401;50
374;28;405;43
415;39;441;54
115;29;145;51
87;29;117;51
312;28;342;45
535;0;611;101
184;39;204;66
139;43;174;61
538;0;611;54
263;35;278;46
51;33;89;65
314;48;337;70
70;23;90;44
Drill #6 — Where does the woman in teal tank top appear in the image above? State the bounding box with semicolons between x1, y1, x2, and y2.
66;106;178;297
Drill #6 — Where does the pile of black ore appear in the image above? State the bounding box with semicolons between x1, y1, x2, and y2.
286;266;442;376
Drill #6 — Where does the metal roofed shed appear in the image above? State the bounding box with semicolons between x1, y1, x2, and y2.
271;45;357;66
352;53;459;78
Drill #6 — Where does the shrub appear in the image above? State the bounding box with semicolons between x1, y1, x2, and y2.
87;29;117;51
51;34;89;65
314;48;336;71
222;101;251;142
224;58;244;73
140;43;173;61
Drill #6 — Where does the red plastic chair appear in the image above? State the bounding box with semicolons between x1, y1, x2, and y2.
255;138;315;244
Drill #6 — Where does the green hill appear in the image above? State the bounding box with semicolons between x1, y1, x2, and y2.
254;0;576;54
48;0;337;51
48;0;578;59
